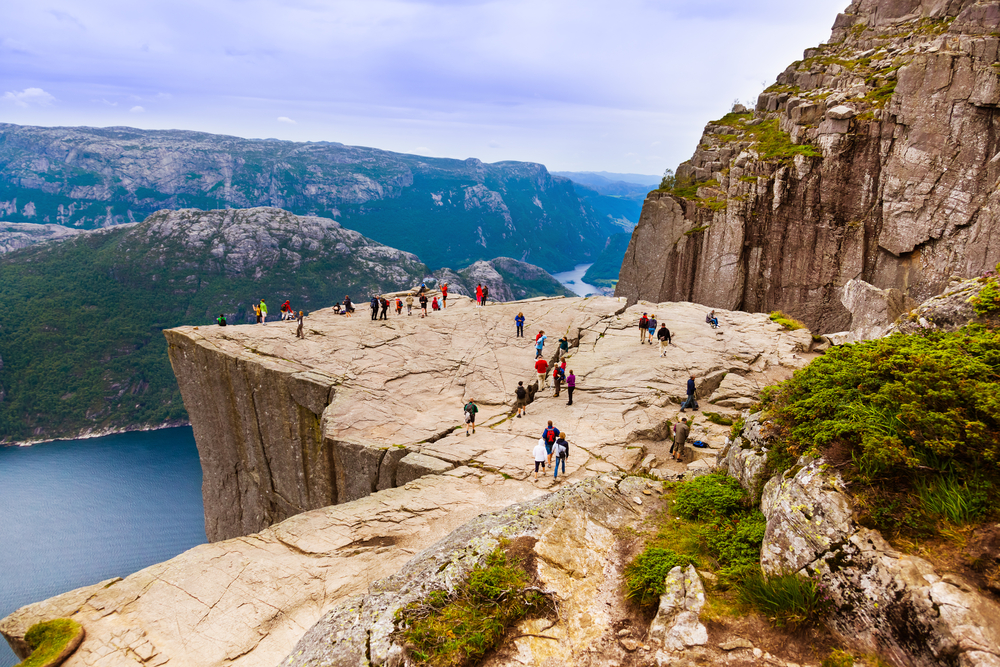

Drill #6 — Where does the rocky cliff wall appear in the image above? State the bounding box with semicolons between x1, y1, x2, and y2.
617;0;1000;332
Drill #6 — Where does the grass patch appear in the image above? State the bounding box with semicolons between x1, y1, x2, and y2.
972;277;1000;317
394;547;550;667
769;311;806;331
18;618;82;667
759;325;1000;536
704;412;734;426
736;572;829;629
624;547;696;607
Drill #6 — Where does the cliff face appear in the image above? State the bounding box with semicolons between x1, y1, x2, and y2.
617;0;1000;332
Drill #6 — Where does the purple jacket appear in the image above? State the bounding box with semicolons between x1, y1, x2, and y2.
566;373;576;387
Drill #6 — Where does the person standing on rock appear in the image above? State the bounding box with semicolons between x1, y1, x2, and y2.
370;296;379;321
535;331;547;359
515;312;525;338
343;295;354;317
680;375;699;412
553;364;565;397
535;357;549;389
296;310;305;338
672;417;690;462
441;283;448;308
657;324;672;356
406;294;413;316
646;314;657;345
260;299;268;325
557;336;569;360
253;303;261;324
515;381;528;418
432;296;440;311
566;370;575;405
379;296;389;320
419;293;428;317
553;433;569;480
532;438;548;480
476;284;483;307
463;399;478;436
542;421;560;465
638;312;649;343
482;285;489;305
395;297;403;315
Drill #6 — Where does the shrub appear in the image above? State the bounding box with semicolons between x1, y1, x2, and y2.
19;618;82;667
914;473;993;525
769;310;806;331
704;412;734;426
705;511;767;586
737;572;829;629
623;547;696;608
394;548;549;667
822;649;856;667
674;473;748;520
761;325;1000;533
972;278;1000;317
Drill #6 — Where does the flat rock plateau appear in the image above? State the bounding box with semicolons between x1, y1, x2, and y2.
1;295;814;667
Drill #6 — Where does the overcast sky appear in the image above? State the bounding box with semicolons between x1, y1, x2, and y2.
1;0;847;175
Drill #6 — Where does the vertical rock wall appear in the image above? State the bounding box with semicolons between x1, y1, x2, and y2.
617;0;1000;332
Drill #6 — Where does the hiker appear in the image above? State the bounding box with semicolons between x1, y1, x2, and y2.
557;336;569;360
419;293;428;317
535;331;547;359
638;312;649;343
395;297;403;315
672;417;690;462
281;300;291;320
482;285;489;305
379;296;389;320
370;296;379;321
553;364;565;397
535;357;550;389
343;295;354;317
542;421;560;465
475;284;483;307
533;438;548;480
296;310;305;338
657;324;672;356
566;369;576;405
441;283;448;308
646;314;657;344
463;399;478;436
706;310;719;329
217;313;227;326
406;294;414;315
334;302;342;315
553;433;569;480
514;381;528;417
432;296;440;311
680;375;699;412
515;312;525;338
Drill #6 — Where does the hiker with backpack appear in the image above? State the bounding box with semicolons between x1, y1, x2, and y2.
646;314;657;345
463;399;478;436
514;381;528;418
657;324;672;356
406;294;413;315
553;364;566;397
419;293;428;317
542;421;560;465
370;296;379;321
217;314;227;326
672;417;690;462
638;312;649;343
553;434;570;480
380;296;389;320
395;297;403;315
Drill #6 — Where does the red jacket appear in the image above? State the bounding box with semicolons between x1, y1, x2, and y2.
535;359;548;374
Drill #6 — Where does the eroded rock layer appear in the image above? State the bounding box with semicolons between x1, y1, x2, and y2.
617;0;1000;332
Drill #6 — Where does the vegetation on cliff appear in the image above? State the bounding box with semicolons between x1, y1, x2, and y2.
760;326;1000;535
17;618;82;667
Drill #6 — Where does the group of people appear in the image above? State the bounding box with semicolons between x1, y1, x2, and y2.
217;297;306;337
533;421;570;480
475;283;489;306
636;309;722;357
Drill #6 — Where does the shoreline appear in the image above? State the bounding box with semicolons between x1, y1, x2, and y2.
2;419;191;448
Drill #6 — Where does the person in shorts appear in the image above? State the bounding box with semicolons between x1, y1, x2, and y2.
533;439;548;480
464;399;478;436
514;381;528;417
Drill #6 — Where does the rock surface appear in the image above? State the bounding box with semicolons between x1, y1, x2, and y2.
648;565;708;653
165;295;816;541
617;1;1000;333
0;221;82;252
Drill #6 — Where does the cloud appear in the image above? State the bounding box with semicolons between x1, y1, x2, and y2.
2;87;55;107
277;116;296;124
130;105;145;112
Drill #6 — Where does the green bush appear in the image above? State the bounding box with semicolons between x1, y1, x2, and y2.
761;325;1000;533
769;310;806;331
704;412;734;426
737;572;828;629
19;618;82;667
822;649;856;667
705;511;767;585
394;549;549;667
972;278;1000;317
674;473;748;520
623;547;696;608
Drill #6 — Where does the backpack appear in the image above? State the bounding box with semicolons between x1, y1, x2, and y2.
556;442;568;458
545;428;557;443
464;403;475;416
516;386;526;399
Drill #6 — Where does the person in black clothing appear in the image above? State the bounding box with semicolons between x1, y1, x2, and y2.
657;324;671;356
482;285;489;305
514;381;528;418
379;297;389;320
419;293;429;317
296;310;305;338
343;295;354;317
370;296;379;321
217;314;227;326
681;375;699;411
638;313;649;343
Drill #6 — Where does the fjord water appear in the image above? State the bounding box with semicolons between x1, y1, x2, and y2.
0;428;205;667
552;262;600;297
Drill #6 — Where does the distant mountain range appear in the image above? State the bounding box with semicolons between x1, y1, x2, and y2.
0;123;624;273
0;207;568;443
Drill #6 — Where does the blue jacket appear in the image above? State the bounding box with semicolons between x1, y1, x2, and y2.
687;378;696;395
542;426;560;443
515;315;525;326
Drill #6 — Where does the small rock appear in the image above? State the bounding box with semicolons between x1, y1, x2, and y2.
719;637;753;651
753;648;763;659
633;497;643;505
617;628;631;637
827;105;856;120
643;490;652;496
619;637;639;652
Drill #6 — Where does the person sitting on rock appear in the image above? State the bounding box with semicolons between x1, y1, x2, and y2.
217;313;227;326
706;310;719;329
432;296;440;310
558;336;569;359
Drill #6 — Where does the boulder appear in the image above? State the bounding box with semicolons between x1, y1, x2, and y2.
649;565;708;652
396;453;453;486
840;278;909;342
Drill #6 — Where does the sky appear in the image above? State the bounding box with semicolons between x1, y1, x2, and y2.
1;0;848;175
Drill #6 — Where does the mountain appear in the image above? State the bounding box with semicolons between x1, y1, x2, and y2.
582;232;632;288
616;0;1000;332
551;171;660;195
552;170;655;238
0;207;567;443
0;123;618;273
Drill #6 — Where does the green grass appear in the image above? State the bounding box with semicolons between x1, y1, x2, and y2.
972;277;1000;317
704;412;734;426
18;619;82;667
737;573;828;629
623;547;696;608
394;548;549;667
769;311;806;331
